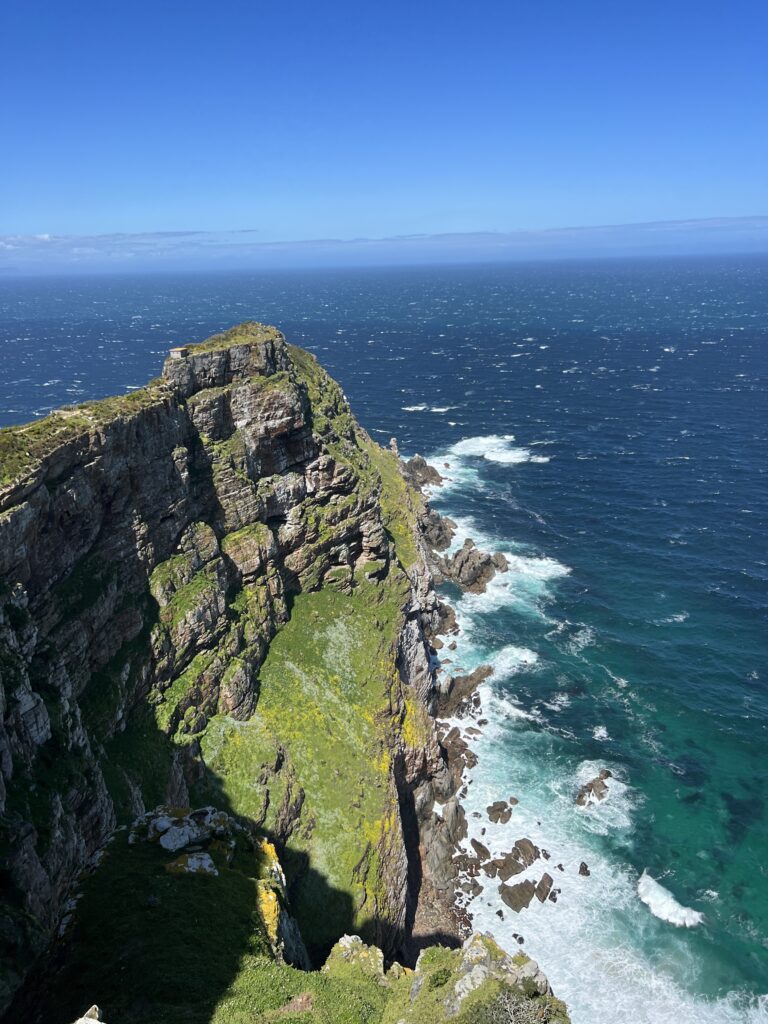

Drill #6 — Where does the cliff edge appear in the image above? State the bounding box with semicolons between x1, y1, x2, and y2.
0;323;566;1023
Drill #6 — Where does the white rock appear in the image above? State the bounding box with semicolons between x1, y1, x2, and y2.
158;821;205;852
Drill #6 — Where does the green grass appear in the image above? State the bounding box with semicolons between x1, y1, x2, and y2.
0;384;168;486
32;835;568;1024
359;439;422;570
32;827;274;1024
201;574;410;957
190;321;282;353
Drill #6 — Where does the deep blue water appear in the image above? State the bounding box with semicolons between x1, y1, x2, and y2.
1;257;766;1023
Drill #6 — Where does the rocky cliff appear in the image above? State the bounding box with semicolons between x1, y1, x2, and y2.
0;324;462;1012
0;322;566;1024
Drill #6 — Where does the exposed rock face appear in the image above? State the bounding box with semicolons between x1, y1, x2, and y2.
402;454;443;489
0;323;460;1012
575;769;613;806
435;664;492;718
438;539;509;594
320;931;565;1023
499;880;537;913
418;507;456;552
487;799;514;825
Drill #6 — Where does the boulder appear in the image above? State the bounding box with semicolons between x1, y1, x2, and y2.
499;880;536;913
487;800;512;824
436;664;492;717
535;873;553;903
402;454;443;487
440;539;504;594
470;838;491;861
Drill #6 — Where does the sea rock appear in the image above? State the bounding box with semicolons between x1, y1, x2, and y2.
482;838;540;882
487;800;513;824
575;769;613;806
579;861;591;877
498;880;537;913
512;837;540;868
470;838;491;861
402;454;443;488
440;539;509;594
436;664;493;717
419;507;456;551
535;873;554;903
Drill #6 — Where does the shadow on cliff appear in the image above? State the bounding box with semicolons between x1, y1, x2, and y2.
8;756;460;1024
3;762;356;1024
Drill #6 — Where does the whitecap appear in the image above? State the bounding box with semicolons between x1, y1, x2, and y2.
489;644;539;681
637;871;704;928
402;403;428;412
593;725;609;741
564;624;597;654
656;611;689;624
543;692;572;712
447;434;550;467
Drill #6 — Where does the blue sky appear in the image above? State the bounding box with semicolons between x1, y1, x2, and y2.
1;0;766;268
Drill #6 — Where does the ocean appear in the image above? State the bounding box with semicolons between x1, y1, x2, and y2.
1;256;766;1023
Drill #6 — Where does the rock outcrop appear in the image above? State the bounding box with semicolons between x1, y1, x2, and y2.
320;931;567;1023
0;326;567;1024
575;769;613;806
0;324;462;1014
438;539;509;594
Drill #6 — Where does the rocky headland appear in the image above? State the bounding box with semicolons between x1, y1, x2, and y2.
0;323;569;1023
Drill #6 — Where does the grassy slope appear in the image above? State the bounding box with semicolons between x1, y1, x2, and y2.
39;832;567;1024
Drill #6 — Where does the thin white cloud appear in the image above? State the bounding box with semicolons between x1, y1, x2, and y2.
0;217;766;272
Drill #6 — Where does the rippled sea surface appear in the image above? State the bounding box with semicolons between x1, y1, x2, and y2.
1;257;766;1023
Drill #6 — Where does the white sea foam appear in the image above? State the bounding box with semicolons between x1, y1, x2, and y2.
543;692;572;712
447;434;551;466
637;871;704;928
425;446;768;1024
457;726;764;1024
489;644;539;681
593;725;609;741
456;552;571;623
656;611;690;624
564;624;597;654
402;403;428;411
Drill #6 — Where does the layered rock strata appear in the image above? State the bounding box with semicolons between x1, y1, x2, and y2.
0;324;465;1014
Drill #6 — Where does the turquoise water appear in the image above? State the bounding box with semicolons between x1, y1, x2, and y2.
1;255;766;1021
